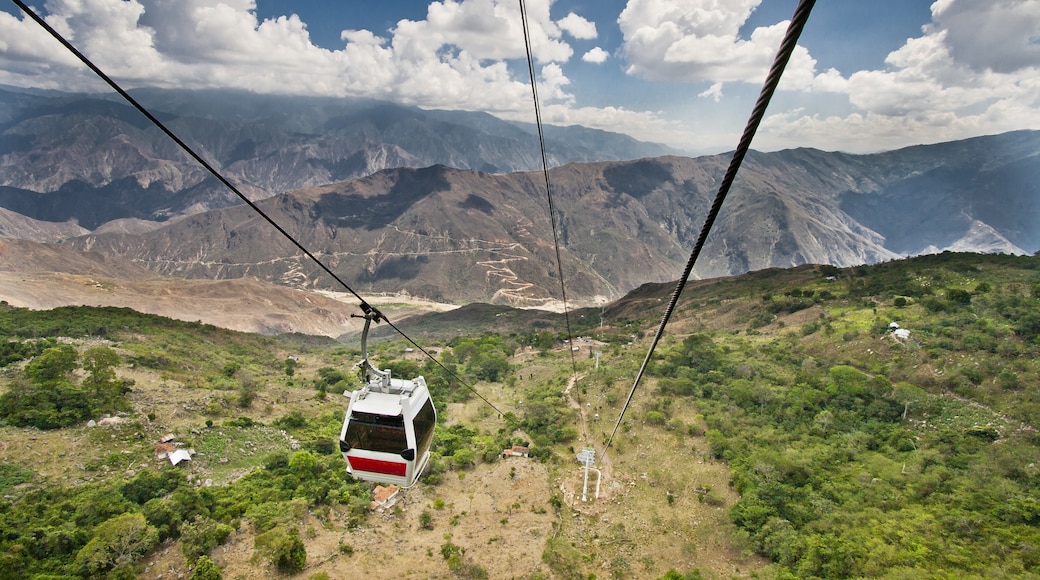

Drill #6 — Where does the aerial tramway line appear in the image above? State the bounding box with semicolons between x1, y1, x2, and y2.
11;0;817;488
339;310;436;487
9;0;454;488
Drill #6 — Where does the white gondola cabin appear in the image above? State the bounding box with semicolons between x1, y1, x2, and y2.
339;310;436;487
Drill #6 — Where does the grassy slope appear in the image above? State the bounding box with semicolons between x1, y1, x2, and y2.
0;252;1037;579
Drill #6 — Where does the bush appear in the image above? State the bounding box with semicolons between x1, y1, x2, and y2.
419;510;434;530
253;526;306;573
946;288;972;305
274;410;308;429
181;517;234;563
0;378;92;429
645;410;666;425
75;513;158;576
190;555;223;580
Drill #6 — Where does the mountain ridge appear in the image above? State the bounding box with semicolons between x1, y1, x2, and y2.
38;131;1039;306
1;85;1037;307
0;86;679;223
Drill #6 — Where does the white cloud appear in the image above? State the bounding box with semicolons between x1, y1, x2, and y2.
397;0;573;63
582;47;609;64
1;0;1038;154
698;82;723;102
931;0;1040;73
557;12;597;40
770;0;1040;152
0;1;131;91
535;102;679;146
617;0;817;87
0;0;594;115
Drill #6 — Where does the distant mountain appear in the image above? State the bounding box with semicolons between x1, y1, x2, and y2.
0;207;86;242
0;238;363;336
0;86;679;226
46;130;1039;306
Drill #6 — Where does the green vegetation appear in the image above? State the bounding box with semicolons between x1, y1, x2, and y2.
0;344;132;429
0;252;1037;578
651;252;1040;577
0;448;368;577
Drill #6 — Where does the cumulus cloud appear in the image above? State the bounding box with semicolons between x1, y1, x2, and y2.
582;47;609;64
698;82;723;102
0;0;592;114
0;0;696;148
2;0;1038;154
557;12;597;40
617;0;817;88
931;0;1040;73
771;0;1040;152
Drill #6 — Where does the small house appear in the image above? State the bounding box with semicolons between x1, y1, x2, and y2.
168;449;193;466
370;484;400;510
502;445;530;458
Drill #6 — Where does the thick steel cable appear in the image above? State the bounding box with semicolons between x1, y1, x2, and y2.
11;0;508;417
518;0;577;373
606;0;817;449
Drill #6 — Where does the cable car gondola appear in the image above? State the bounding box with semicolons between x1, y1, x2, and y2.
339;310;436;487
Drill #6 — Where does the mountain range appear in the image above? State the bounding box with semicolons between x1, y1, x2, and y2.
1;87;1038;313
0;85;677;227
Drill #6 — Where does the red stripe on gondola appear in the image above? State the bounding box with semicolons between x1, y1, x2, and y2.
348;456;407;476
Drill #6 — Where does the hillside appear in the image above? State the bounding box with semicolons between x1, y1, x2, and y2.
0;252;1038;579
0;238;452;337
0;86;677;224
3;84;1039;309
29;132;1033;308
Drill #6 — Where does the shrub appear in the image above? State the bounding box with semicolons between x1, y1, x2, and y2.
75;513;158;577
946;288;972;305
253;526;306;573
181;517;234;563
274;410;308;429
189;555;223;580
264;452;289;471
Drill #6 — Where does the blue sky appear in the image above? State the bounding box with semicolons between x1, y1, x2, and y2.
2;0;1038;154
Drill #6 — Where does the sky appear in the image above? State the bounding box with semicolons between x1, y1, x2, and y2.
0;0;1038;155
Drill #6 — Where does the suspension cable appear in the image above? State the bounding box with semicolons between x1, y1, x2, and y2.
518;0;577;373
10;0;509;417
606;0;817;449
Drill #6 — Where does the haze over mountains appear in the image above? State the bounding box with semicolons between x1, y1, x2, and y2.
1;87;1038;316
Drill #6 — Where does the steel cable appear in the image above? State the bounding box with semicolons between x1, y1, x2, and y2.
606;0;818;449
518;0;578;373
10;0;508;417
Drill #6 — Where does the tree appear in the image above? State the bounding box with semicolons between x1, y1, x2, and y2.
81;345;133;414
946;288;973;306
471;351;511;382
289;451;319;475
419;510;434;530
451;448;475;469
892;382;927;420
190;555;223;580
81;346;120;389
0;376;92;429
181;517;234;563
26;345;78;384
75;513;158;576
253;526;306;573
237;372;259;408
